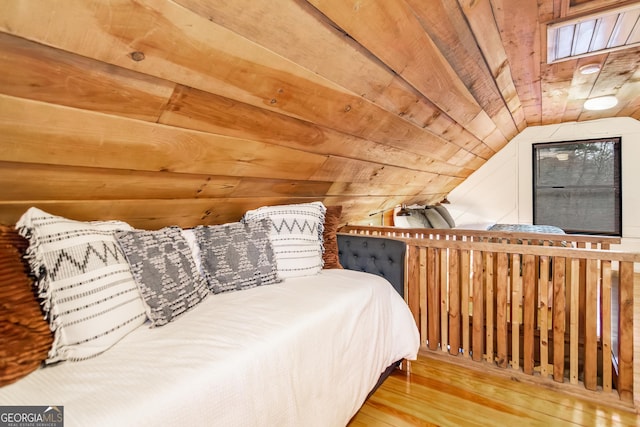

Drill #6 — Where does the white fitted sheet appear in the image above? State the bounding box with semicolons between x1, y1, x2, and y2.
0;269;419;427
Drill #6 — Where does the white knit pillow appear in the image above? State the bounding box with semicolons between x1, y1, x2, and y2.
16;208;147;363
242;202;326;278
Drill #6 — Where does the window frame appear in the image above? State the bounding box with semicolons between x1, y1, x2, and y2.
532;137;622;236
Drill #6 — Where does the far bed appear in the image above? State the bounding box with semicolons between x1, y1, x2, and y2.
392;204;566;235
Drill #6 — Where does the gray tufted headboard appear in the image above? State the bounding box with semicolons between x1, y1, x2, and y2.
336;233;406;298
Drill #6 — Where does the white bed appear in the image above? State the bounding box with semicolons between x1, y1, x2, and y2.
0;269;419;427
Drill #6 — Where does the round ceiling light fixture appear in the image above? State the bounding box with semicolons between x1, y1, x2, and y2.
579;63;601;75
584;95;618;111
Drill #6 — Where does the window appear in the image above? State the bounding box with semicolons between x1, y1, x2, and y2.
533;137;621;236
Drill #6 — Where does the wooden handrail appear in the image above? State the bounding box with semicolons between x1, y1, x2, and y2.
399;237;640;262
339;224;622;248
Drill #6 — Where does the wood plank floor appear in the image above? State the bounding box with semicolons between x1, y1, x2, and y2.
349;351;640;426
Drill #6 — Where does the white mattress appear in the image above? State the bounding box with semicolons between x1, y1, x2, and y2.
0;269;419;427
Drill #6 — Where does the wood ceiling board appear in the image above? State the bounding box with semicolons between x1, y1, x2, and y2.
462;157;488;172
455;0;524;133
589;46;640;98
0;161;334;202
0;161;240;201
0;95;328;181
408;0;525;143
561;55;606;121
176;0;489;159
310;156;441;186
0;33;174;122
492;0;544;126
447;149;487;170
0;0;461;165
377;76;440;125
173;0;398;117
465;141;496;161
575;46;640;119
230;178;333;199
305;0;492;135
377;76;489;155
466;113;506;152
409;0;521;138
566;55;607;97
615;69;640;117
540;59;577;123
326;182;428;197
409;0;499;114
160;85;466;174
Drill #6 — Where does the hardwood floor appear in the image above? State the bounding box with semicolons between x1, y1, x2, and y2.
349;351;640;426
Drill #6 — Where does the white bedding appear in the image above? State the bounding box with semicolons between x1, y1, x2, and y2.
0;269;419;427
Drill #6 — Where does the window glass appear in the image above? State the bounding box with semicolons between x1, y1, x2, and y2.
533;138;621;236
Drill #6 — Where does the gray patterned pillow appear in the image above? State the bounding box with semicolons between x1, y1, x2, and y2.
193;219;281;294
115;227;209;327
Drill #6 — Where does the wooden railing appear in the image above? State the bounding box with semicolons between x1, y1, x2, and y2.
339;225;638;406
339;225;621;249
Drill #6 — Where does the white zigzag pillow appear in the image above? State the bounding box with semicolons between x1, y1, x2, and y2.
242;202;326;278
16;207;147;363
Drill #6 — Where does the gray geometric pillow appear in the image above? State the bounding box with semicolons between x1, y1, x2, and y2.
193;219;281;294
115;227;209;327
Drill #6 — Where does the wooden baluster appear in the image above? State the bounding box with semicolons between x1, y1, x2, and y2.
420;247;428;349
584;259;598;390
511;253;521;370
427;248;439;351
472;250;484;362
485;252;494;364
577;243;587;362
569;258;580;385
617;261;634;402
599;245;612;392
449;248;460;356
539;255;549;378
461;249;471;358
523;254;535;375
440;248;448;353
601;260;612;393
407;245;420;327
552;257;566;383
496;252;509;368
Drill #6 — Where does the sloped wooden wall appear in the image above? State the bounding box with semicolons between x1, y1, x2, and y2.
0;0;637;228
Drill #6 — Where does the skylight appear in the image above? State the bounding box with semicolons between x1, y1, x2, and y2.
547;3;640;63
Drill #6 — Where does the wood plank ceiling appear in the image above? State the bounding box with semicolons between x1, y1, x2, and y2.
0;0;638;228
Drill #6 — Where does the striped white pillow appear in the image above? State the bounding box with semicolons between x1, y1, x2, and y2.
16;207;147;363
242;202;326;278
